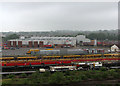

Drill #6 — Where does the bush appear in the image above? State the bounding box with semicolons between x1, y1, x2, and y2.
30;70;40;79
108;69;116;76
4;69;120;85
70;76;82;83
101;72;109;79
91;73;103;80
64;71;70;76
20;73;27;78
83;71;93;79
42;71;51;77
112;72;120;79
115;69;120;73
7;74;15;79
80;74;88;80
100;67;107;71
48;72;65;84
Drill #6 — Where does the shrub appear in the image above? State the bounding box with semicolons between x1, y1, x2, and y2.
7;74;15;79
42;71;51;77
101;72;109;79
48;72;65;84
30;70;40;79
108;69;116;76
91;73;103;80
20;73;27;78
100;67;107;71
64;71;70;76
112;72;120;79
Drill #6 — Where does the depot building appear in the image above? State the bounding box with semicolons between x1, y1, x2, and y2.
7;35;91;48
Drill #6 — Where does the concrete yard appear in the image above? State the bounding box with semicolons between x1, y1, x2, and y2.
2;46;110;56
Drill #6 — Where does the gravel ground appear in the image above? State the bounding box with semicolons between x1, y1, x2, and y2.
2;46;110;56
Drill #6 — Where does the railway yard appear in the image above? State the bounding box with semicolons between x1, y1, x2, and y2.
1;46;120;72
0;46;120;85
1;2;120;85
2;46;110;56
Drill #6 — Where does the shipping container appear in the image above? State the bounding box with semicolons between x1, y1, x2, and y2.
7;41;11;47
13;41;16;47
39;41;44;47
29;41;33;48
34;41;38;48
18;41;22;47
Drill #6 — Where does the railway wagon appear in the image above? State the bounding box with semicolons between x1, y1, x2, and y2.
1;53;120;69
40;50;60;55
27;49;87;55
67;49;86;55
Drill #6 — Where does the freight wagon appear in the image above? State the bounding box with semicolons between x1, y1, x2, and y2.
26;49;87;55
1;53;120;70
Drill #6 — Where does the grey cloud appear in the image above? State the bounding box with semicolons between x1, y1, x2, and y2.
0;2;118;32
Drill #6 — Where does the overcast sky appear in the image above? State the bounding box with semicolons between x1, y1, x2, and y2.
0;2;118;32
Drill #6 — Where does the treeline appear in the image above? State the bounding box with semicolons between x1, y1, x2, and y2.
2;34;19;42
57;32;118;40
2;68;120;85
2;31;118;42
86;33;118;40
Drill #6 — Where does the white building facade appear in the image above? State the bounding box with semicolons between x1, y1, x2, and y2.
9;35;91;47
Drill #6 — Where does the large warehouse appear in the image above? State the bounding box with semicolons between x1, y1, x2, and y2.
7;35;91;48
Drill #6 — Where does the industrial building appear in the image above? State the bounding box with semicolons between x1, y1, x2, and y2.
7;35;91;48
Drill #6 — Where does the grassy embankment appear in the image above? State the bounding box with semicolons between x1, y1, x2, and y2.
2;68;120;86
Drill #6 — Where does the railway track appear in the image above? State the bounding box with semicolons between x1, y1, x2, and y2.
1;53;119;70
0;71;36;75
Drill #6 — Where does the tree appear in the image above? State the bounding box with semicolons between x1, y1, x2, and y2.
3;34;19;42
87;33;98;40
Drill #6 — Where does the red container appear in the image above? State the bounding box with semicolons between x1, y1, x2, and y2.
34;41;38;48
39;41;43;47
29;41;33;47
13;41;16;47
7;41;11;47
18;41;22;47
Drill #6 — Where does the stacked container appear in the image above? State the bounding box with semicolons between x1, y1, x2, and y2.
34;41;38;48
7;41;11;47
13;41;16;47
29;41;33;48
39;41;43;47
18;41;22;47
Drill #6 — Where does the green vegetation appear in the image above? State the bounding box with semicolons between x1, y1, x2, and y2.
2;69;120;85
54;32;118;40
3;34;19;42
2;30;118;42
86;33;118;40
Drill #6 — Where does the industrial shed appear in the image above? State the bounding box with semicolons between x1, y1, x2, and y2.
7;35;91;48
